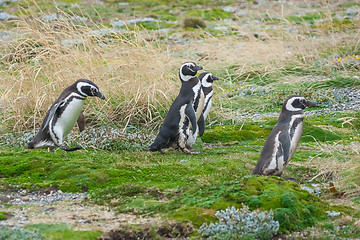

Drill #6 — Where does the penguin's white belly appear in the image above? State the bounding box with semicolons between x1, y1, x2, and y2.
178;105;187;148
178;104;197;148
54;99;84;142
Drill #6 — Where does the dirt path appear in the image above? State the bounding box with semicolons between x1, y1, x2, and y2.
0;190;163;232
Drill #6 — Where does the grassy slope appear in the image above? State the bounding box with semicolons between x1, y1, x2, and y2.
0;0;360;239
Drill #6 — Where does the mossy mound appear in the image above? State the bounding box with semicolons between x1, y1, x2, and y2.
175;176;329;232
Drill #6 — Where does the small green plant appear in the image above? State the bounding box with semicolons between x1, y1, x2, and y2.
198;205;279;240
0;212;7;220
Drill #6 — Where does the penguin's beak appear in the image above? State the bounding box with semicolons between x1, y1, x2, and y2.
212;76;219;81
305;100;316;107
194;65;203;71
95;91;105;100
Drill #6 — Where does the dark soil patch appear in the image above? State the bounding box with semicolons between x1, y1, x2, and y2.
99;221;193;240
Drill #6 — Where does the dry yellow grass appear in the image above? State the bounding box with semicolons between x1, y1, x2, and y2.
0;12;184;132
0;3;358;132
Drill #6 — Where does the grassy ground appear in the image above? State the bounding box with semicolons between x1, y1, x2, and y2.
0;0;360;239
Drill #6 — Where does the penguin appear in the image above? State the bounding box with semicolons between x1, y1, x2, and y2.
28;79;105;152
149;62;203;154
184;72;219;149
197;72;219;137
252;95;316;176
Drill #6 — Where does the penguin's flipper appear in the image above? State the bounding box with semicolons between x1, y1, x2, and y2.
58;145;82;151
42;102;61;131
278;130;291;163
77;111;85;132
197;113;205;137
185;102;197;134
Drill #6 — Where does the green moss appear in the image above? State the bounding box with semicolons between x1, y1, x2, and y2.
48;163;110;192
171;206;216;227
100;139;146;152
302;122;342;142
201;123;272;143
25;223;102;240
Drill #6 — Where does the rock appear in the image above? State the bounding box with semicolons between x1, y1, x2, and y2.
223;6;237;13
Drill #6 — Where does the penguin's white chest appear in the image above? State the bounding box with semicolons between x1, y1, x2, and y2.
54;98;84;140
203;92;213;120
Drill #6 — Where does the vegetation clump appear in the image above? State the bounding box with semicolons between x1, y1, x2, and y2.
0;226;44;240
182;17;206;29
198;205;279;240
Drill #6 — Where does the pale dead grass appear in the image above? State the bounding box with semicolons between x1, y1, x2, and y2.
0;1;358;132
297;140;360;202
0;12;182;132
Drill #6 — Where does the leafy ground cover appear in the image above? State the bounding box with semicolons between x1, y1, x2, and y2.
0;0;360;239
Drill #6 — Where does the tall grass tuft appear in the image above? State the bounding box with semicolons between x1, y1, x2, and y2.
0;9;180;132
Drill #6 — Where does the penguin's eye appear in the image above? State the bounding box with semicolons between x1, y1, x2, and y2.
91;87;98;93
299;98;307;106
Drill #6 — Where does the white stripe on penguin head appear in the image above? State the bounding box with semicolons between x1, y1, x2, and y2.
180;62;195;82
76;82;95;97
285;96;305;112
201;73;212;88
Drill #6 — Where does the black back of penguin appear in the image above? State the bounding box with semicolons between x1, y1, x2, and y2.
28;79;105;151
150;62;203;152
252;95;316;176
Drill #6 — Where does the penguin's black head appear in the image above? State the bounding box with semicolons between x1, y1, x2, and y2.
179;62;203;81
76;79;105;100
199;72;219;87
283;95;316;112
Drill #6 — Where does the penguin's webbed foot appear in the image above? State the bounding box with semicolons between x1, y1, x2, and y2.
48;146;56;152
